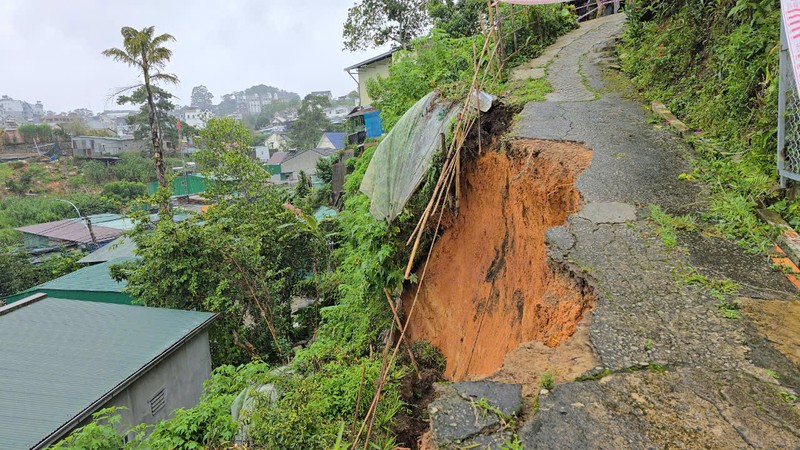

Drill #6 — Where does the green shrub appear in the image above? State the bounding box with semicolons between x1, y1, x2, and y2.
619;0;784;249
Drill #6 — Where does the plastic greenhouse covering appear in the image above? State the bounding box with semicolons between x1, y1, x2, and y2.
360;91;461;221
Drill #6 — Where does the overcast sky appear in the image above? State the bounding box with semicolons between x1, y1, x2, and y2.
0;0;388;113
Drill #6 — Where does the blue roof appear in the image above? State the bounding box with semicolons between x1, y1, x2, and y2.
323;132;347;150
0;296;216;449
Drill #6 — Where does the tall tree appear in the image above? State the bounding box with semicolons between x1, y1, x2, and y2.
190;85;214;110
102;26;178;213
342;0;430;51
117;85;181;150
288;94;332;150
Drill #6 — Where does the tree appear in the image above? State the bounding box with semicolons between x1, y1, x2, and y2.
288;94;332;151
102;26;179;213
118;85;181;149
190;85;214;110
427;0;488;38
342;0;431;51
116;118;325;365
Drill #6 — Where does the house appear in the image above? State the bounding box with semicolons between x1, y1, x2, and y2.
180;107;212;129
0;294;216;448
309;90;333;100
71;136;144;158
344;49;397;108
16;213;134;251
324;106;351;124
254;146;271;163
280;148;338;184
265;132;289;151
78;236;137;265
2;257;135;304
317;132;347;150
266;151;295;182
0;115;21;144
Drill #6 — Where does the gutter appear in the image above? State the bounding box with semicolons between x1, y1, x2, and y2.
34;304;219;449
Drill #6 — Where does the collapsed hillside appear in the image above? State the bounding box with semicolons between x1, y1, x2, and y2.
404;138;595;380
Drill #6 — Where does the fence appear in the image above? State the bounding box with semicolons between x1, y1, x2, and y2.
497;0;621;66
778;12;800;188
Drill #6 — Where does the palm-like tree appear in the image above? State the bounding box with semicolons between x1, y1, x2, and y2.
103;26;178;212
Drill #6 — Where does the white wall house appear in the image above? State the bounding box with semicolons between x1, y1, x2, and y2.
181;108;213;129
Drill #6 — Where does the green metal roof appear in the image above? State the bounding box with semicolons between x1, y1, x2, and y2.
4;258;135;304
0;296;216;449
78;236;137;264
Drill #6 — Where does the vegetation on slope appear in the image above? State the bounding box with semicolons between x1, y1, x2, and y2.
55;4;578;449
619;0;785;250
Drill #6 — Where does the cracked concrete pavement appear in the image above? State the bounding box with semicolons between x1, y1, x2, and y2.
429;12;800;450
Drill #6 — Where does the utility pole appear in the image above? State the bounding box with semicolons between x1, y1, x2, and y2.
55;199;98;249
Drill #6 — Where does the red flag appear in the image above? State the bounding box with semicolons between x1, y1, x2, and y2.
176;120;182;132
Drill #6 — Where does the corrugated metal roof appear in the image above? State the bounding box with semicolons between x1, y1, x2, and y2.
37;257;132;293
0;296;216;449
16;216;123;245
4;258;134;304
78;236;137;264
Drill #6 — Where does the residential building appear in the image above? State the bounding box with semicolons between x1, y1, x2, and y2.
254;145;271;163
0;95;34;122
266;151;295;182
180;107;212;129
16;213;133;251
1;115;21;144
265;132;289;151
317;132;347;150
0;294;216;449
324;106;351;124
3;257;135;304
78;236;137;265
344;49;397;108
72;136;144;158
280;148;338;184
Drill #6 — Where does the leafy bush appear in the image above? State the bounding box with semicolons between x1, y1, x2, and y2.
81;160;109;185
102;181;146;205
367;4;575;132
111;153;156;183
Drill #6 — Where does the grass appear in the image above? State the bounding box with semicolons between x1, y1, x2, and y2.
648;204;697;249
677;267;740;319
473;397;515;429
505;77;553;106
575;368;612;382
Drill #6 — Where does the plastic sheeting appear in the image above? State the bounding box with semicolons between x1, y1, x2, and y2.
360;91;461;221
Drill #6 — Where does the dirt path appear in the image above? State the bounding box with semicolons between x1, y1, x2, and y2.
426;12;800;449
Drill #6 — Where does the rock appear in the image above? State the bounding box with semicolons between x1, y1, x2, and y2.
428;381;522;448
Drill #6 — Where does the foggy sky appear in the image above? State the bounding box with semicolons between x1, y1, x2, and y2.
0;0;388;113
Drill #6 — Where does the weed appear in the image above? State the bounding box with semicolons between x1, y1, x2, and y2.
500;435;524;450
779;392;798;404
506;77;553;106
473;397;515;428
644;340;654;351
539;369;556;390
677;267;738;302
575;369;612;382
648;204;697;249
766;369;780;379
